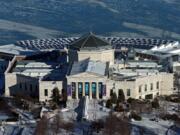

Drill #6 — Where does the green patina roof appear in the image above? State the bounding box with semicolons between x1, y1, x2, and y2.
70;32;111;50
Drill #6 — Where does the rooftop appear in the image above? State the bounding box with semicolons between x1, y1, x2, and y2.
12;60;67;81
113;68;159;76
69;33;111;50
69;58;108;76
151;41;180;54
135;49;175;59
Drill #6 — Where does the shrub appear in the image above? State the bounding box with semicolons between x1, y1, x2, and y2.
106;99;112;108
127;98;136;104
118;89;125;102
164;95;180;103
165;96;171;101
151;98;159;109
51;87;61;105
111;92;118;104
91;120;104;133
161;114;180;121
130;112;142;121
114;104;124;112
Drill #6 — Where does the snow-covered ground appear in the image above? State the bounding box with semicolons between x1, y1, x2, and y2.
132;114;174;135
0;99;179;135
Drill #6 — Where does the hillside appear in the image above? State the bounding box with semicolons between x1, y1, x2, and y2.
0;0;180;44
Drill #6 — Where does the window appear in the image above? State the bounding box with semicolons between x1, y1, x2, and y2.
72;82;76;99
85;82;90;96
145;84;147;92
150;83;153;90
19;83;22;89
98;82;103;99
36;85;38;91
78;82;83;98
118;89;124;97
30;84;33;92
157;92;159;96
139;96;141;99
145;94;153;99
92;82;97;99
44;89;48;96
139;85;142;93
127;89;131;96
156;82;159;89
25;83;27;90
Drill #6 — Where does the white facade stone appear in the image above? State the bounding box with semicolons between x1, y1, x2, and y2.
67;72;174;100
77;49;114;65
39;81;63;102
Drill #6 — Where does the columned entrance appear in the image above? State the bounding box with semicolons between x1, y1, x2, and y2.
70;81;104;99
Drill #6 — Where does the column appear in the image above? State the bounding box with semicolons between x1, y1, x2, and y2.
67;84;72;100
82;82;85;97
96;82;99;100
89;82;92;99
75;82;78;99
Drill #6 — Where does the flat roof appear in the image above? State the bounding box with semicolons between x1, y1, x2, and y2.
111;68;160;80
69;58;108;76
12;60;67;81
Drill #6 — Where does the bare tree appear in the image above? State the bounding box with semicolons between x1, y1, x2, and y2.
50;112;74;135
51;87;61;106
35;116;49;135
103;112;131;135
51;114;63;135
62;122;74;135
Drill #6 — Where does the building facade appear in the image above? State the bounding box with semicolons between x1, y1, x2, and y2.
4;33;175;101
67;71;173;100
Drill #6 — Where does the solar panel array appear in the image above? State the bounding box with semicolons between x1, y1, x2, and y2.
16;37;174;51
105;37;174;49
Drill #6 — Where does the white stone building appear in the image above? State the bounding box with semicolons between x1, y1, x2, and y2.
67;59;173;100
5;56;66;102
66;33;174;100
4;33;175;101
